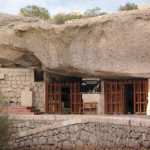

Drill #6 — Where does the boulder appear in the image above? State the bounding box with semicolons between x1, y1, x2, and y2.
0;9;150;79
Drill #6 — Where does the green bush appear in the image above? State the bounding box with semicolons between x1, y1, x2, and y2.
53;13;83;24
0;100;17;149
119;2;138;11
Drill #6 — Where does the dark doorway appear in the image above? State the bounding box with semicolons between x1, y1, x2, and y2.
124;84;134;114
61;86;71;114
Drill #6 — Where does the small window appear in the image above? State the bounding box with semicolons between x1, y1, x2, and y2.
80;80;101;94
34;70;44;82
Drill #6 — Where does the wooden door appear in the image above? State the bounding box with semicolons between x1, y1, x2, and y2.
46;82;82;114
134;80;148;114
46;83;61;113
105;81;123;114
105;80;148;114
70;82;82;114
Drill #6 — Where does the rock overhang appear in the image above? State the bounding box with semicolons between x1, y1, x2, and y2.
0;9;150;79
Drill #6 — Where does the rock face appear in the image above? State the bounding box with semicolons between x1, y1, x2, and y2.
0;10;150;79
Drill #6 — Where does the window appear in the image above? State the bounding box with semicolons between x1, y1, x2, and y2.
34;70;44;82
80;80;101;94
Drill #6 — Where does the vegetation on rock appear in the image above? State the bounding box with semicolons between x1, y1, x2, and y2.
19;5;50;20
53;12;83;24
119;2;138;11
19;5;107;24
84;7;107;18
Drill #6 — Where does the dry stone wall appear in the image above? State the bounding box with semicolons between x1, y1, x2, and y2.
15;120;55;132
8;116;150;150
0;68;45;112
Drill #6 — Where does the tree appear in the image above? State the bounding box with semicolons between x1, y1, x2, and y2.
84;7;107;18
119;2;138;11
19;5;50;20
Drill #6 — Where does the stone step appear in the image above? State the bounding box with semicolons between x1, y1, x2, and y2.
1;107;43;115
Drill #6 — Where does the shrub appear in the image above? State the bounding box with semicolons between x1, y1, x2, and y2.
0;99;17;149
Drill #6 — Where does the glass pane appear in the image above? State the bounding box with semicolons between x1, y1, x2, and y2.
136;84;140;92
136;94;140;102
107;84;110;92
141;104;144;112
107;94;110;102
52;95;55;102
136;104;139;112
141;84;144;92
141;94;144;102
117;84;120;92
72;95;74;102
48;85;50;93
117;94;120;102
52;86;54;93
48;104;50;111
113;104;115;112
112;94;115;102
118;104;120;112
107;104;110;112
112;84;115;92
48;95;50;103
52;105;55;112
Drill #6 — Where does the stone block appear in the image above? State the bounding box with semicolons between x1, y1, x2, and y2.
16;76;20;81
59;134;67;141
0;73;4;79
80;130;89;141
48;137;54;145
8;72;12;77
12;81;17;84
9;92;15;97
17;81;21;85
63;141;72;150
7;87;12;92
39;137;46;145
26;76;30;81
21;77;25;81
12;84;17;88
69;126;75;133
21;90;33;107
143;140;150;149
61;127;67;133
33;138;39;145
26;81;31;86
54;136;59;142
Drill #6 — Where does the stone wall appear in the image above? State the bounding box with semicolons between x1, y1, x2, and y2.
8;116;150;149
82;80;105;114
147;79;150;115
15;120;55;132
0;68;45;112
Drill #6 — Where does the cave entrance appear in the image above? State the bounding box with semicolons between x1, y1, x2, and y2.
45;82;82;114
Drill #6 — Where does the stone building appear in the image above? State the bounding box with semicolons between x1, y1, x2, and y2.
0;66;149;115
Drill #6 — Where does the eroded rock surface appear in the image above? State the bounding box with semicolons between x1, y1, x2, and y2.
0;10;150;79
